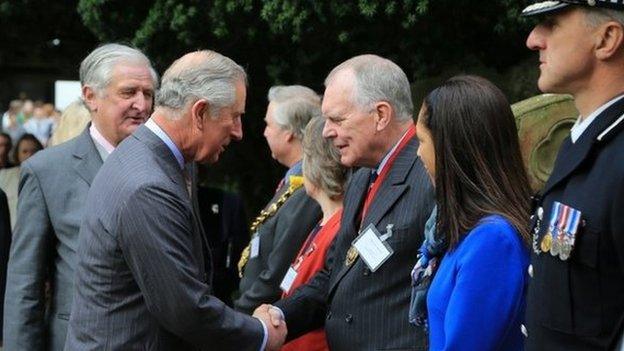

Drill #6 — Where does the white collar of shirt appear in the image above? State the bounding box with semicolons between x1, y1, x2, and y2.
145;118;185;169
570;94;624;143
376;127;411;175
89;123;116;156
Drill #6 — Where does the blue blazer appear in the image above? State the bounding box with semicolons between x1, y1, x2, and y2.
428;215;529;351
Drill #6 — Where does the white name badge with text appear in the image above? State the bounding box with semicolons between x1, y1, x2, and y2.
352;223;394;272
280;267;298;293
250;233;260;259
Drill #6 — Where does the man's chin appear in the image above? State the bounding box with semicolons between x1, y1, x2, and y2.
536;76;560;94
123;122;144;135
198;152;221;165
339;155;355;168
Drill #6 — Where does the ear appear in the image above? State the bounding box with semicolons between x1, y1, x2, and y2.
190;99;209;131
373;101;393;132
285;129;295;143
595;21;624;60
82;86;98;112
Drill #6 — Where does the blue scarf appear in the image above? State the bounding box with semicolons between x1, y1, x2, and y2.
409;206;446;329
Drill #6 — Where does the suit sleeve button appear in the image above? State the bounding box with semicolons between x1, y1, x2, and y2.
345;314;353;323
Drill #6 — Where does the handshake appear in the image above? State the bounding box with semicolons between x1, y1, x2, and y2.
253;304;288;351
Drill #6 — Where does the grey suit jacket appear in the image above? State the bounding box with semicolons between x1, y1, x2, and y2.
236;183;321;314
65;125;264;350
3;127;102;351
274;137;435;351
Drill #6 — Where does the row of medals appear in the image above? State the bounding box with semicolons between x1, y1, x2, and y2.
531;208;574;260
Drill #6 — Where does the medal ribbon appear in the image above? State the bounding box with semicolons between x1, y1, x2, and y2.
548;202;561;241
557;205;570;241
359;125;416;226
565;207;581;244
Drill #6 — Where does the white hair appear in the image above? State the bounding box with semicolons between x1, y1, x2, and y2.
583;8;624;28
156;50;247;118
79;43;158;95
325;54;413;122
267;85;321;140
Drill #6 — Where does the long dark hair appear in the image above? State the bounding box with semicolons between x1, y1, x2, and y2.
419;75;531;248
14;133;44;165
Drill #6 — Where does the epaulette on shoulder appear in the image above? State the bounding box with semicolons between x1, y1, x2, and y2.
596;113;624;144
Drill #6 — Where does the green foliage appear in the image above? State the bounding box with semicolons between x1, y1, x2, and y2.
0;0;96;68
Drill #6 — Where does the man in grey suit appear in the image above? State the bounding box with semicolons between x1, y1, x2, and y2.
257;55;435;350
66;50;286;350
3;43;157;351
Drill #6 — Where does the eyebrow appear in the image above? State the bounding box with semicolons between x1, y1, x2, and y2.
325;113;344;120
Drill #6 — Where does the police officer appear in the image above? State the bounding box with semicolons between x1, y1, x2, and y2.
522;1;624;350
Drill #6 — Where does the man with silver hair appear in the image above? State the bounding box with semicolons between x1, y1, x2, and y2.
235;85;321;314
521;1;624;350
3;43;157;351
66;50;286;350
257;54;434;350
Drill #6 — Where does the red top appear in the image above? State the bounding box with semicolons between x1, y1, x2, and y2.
281;209;343;351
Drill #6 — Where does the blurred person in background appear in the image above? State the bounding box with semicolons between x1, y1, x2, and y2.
0;134;44;228
17;100;34;125
0;133;13;169
197;184;249;307
48;100;91;147
2;100;26;142
24;104;54;146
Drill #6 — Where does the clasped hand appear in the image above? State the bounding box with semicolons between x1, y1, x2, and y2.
253;304;287;351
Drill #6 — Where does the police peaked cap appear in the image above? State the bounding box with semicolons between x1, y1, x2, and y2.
522;0;624;16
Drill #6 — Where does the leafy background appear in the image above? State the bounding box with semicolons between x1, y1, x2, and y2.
0;0;540;214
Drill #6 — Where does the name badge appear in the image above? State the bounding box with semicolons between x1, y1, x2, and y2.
250;233;260;259
352;224;394;272
280;266;298;293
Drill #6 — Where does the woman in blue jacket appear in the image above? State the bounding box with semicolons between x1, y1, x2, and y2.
414;75;531;351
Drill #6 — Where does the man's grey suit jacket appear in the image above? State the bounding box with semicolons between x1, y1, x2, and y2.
3;127;102;351
236;183;321;314
274;136;435;351
65;125;264;350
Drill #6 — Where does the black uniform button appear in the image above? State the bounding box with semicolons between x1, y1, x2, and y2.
345;314;353;323
363;268;370;276
528;265;534;278
326;311;332;320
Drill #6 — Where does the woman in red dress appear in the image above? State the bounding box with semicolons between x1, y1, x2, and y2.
280;117;349;351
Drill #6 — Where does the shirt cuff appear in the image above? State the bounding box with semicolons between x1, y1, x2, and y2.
255;317;268;351
271;306;285;321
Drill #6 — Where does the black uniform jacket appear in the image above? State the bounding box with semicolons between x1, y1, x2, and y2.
525;96;624;351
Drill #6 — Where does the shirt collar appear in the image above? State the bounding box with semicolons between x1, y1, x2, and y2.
89;123;116;155
571;94;624;143
145;118;185;169
375;127;411;175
